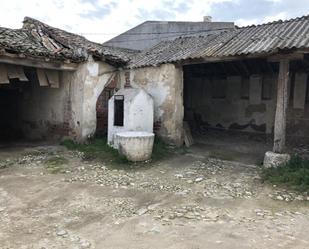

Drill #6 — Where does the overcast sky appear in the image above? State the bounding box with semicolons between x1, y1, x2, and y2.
1;0;309;43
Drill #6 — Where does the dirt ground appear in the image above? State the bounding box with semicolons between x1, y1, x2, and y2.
0;142;308;249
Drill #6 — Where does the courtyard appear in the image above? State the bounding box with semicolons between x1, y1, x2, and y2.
0;141;308;249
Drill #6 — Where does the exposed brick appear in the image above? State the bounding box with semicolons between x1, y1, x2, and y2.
153;120;162;133
124;71;131;88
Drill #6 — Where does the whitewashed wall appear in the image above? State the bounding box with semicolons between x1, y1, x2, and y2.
121;64;184;145
21;57;116;141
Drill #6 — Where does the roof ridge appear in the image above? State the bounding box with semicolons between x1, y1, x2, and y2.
237;14;309;29
23;16;103;47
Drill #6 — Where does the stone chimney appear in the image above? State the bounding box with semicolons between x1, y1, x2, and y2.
203;16;212;22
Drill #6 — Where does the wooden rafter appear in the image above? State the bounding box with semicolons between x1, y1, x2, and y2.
0;53;78;71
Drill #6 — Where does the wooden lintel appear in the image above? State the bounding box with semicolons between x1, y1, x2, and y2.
0;53;78;71
268;53;304;62
295;49;309;54
181;56;246;66
180;50;307;67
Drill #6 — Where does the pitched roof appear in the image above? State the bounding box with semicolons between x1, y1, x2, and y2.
104;20;235;51
0;26;84;63
23;17;138;64
129;15;309;68
0;17;138;65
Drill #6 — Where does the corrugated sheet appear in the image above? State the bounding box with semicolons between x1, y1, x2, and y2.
130;15;309;68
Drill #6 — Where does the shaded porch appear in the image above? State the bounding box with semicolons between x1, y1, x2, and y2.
183;54;309;163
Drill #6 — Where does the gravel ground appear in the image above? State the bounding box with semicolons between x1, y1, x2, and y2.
0;144;308;249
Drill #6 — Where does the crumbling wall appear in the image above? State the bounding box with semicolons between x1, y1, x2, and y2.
21;58;116;141
122;64;184;145
185;70;309;141
79;60;116;139
21;70;73;140
184;74;277;134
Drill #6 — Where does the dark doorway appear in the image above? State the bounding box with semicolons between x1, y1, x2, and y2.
95;74;118;136
0;87;23;141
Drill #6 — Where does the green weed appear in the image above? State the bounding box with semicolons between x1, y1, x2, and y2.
261;155;309;192
61;137;178;168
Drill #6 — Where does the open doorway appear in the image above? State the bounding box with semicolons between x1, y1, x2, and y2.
0;63;72;146
95;74;118;137
183;58;309;163
0;85;23;141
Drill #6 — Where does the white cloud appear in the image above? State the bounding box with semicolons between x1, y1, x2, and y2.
262;12;289;23
0;0;231;43
234;18;260;27
0;0;307;43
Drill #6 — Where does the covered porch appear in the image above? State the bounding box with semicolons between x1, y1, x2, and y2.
182;53;309;165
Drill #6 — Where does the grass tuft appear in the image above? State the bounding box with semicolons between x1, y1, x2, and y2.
61;137;177;168
61;138;128;164
261;155;309;192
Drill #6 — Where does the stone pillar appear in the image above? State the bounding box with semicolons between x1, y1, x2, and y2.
273;59;290;153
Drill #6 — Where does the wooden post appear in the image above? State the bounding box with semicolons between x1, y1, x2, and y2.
273;59;289;153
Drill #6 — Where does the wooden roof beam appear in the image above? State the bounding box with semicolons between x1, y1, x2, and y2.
267;53;304;62
180;51;306;66
0;53;78;71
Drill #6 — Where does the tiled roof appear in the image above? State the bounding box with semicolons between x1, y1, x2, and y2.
23;17;138;64
0;26;84;62
129;15;309;68
0;17;138;64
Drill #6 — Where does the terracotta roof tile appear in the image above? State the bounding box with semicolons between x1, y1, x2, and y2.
0;17;139;65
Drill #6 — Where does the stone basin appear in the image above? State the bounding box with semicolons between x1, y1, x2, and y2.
115;131;155;162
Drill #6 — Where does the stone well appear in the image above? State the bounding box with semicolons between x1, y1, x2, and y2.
115;131;155;162
107;88;154;148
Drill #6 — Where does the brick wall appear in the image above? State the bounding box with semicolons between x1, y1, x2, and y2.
96;74;118;135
